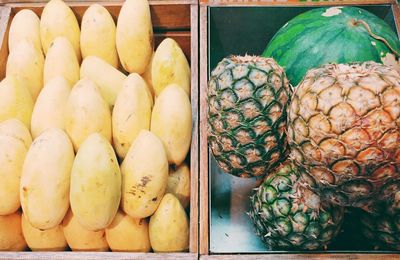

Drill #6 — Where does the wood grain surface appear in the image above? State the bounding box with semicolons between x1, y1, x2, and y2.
201;254;400;260
200;0;397;7
189;3;199;254
0;252;198;260
0;6;10;79
199;3;209;256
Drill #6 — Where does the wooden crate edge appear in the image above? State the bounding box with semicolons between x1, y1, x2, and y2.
189;2;199;254
0;252;198;260
199;3;208;256
200;0;397;7
200;254;400;260
1;0;198;6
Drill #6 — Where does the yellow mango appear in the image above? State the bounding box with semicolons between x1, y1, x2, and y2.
150;84;192;165
62;210;109;251
142;52;155;100
149;193;189;252
44;37;80;86
116;0;153;74
121;130;168;219
65;79;111;151
167;164;190;209
8;9;41;52
40;0;81;60
31;76;71;139
6;45;42;103
0;77;34;129
105;210;150;252
22;213;67;251
6;40;44;101
20;128;74;230
0;119;32;149
152;38;190;96
0;136;27;215
80;56;126;107
112;73;152;159
81;4;118;68
70;133;121;231
0;212;27;251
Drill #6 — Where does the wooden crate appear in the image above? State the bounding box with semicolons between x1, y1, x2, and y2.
0;0;198;259
199;0;400;258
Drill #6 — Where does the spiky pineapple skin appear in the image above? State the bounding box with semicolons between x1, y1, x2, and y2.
360;180;400;250
249;161;344;250
287;62;400;207
207;55;291;178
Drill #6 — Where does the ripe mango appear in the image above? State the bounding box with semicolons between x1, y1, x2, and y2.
0;212;27;251
142;52;155;99
62;210;109;251
116;0;153;74
149;193;189;252
0;76;33;129
22;213;67;251
44;37;80;86
65;78;111;151
81;4;118;68
167;164;190;209
80;56;126;107
20;128;74;230
0;136;27;215
70;133;121;231
152;38;190;96
150;84;192;165
0;119;32;149
112;73;152;159
31;76;71;139
8;9;41;52
40;0;81;60
121;130;168;219
6;40;44;101
105;210;150;252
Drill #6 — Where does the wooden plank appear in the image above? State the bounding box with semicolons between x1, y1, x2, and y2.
392;3;400;37
200;254;400;260
0;6;11;79
200;0;396;7
199;4;209;256
189;3;199;254
6;3;191;30
0;252;198;260
1;0;198;5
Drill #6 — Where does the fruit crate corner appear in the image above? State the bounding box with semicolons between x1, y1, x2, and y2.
0;0;199;259
199;0;400;257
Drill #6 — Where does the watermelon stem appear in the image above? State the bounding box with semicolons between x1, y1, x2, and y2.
351;18;400;57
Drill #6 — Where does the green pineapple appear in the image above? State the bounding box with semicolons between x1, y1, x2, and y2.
249;161;344;250
207;55;291;178
360;180;400;250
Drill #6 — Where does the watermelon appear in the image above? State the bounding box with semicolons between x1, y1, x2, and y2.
263;6;400;86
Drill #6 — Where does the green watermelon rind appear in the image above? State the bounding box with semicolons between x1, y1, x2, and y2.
262;6;400;86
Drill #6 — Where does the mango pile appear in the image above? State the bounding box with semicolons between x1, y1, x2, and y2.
0;0;192;252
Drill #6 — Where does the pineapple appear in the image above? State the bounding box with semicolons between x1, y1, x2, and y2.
360;180;400;250
287;62;400;207
207;55;291;178
249;161;344;250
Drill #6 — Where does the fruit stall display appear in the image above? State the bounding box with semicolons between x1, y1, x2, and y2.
0;0;199;258
200;0;400;257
